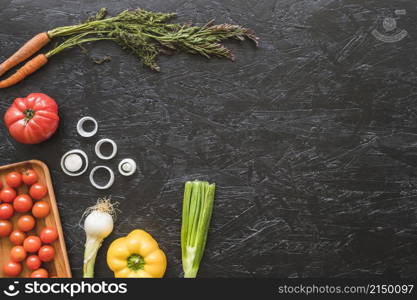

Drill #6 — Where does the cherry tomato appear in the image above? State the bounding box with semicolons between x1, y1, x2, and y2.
0;220;13;237
3;260;22;277
6;172;22;188
38;245;55;262
0;187;17;203
26;255;41;270
29;183;47;200
13;194;33;213
40;227;58;244
22;169;38;185
31;201;50;218
31;268;48;278
23;236;41;253
9;230;26;245
0;203;14;219
10;246;27;262
17;215;35;232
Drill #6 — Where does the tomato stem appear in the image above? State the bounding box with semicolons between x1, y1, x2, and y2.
24;109;35;124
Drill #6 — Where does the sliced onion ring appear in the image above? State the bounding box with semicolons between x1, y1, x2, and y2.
61;149;89;176
89;166;115;190
77;116;98;138
118;158;137;176
95;138;118;160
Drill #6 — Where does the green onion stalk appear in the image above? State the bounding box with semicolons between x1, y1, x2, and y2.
181;181;216;278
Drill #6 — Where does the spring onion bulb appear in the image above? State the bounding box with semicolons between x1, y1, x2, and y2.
181;181;216;278
82;197;117;278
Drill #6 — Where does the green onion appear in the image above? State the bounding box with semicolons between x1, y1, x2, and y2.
181;180;216;278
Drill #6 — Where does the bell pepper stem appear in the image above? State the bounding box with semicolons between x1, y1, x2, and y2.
83;237;102;278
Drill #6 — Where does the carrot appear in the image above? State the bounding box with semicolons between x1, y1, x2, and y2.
0;32;50;77
0;54;48;88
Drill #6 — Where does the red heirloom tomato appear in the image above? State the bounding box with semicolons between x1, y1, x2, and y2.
4;93;59;144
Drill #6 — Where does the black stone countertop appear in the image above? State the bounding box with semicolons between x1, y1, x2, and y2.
1;0;417;278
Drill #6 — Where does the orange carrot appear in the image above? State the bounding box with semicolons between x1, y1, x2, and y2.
0;32;50;77
0;54;48;88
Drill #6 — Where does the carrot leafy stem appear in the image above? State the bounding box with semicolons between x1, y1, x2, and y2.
47;8;259;70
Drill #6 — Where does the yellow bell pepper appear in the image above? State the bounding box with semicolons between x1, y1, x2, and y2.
107;229;167;278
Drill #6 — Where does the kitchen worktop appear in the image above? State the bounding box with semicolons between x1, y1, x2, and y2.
1;0;417;278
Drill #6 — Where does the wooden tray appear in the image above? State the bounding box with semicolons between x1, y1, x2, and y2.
0;160;71;278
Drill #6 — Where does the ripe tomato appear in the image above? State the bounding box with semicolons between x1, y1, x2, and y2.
17;215;35;232
3;260;22;277
4;93;60;144
38;245;55;262
5;172;22;188
13;194;33;213
10;246;27;262
31;268;48;278
9;230;26;245
29;183;47;200
22;169;38;185
32;201;50;218
23;236;41;253
0;220;13;237
0;203;14;219
40;227;58;244
0;187;17;203
26;255;41;270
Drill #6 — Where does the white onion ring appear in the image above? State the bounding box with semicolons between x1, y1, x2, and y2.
61;149;89;176
77;116;98;138
89;166;115;190
118;158;137;176
95;138;118;160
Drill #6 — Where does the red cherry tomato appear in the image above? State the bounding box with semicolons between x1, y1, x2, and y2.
0;220;12;237
32;201;50;219
26;255;41;270
3;260;22;277
40;227;58;244
9;230;26;245
17;215;35;232
10;246;27;262
31;201;50;218
38;245;55;262
23;236;41;253
29;183;47;200
13;194;33;213
22;169;38;185
0;187;17;203
5;172;22;188
31;268;48;278
0;203;14;219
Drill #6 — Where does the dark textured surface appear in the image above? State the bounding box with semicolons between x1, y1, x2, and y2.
1;0;417;278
